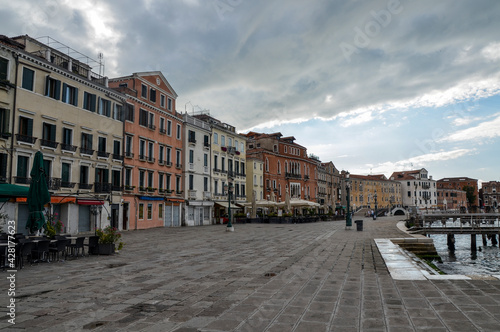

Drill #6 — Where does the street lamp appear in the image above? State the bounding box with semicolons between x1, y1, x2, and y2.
224;180;234;232
345;172;352;229
373;190;378;220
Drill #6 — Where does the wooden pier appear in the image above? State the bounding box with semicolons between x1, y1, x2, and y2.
409;213;500;252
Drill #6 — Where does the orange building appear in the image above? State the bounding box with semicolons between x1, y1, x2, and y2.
244;132;319;208
109;72;184;229
437;177;479;209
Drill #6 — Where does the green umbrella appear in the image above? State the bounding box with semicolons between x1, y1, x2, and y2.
25;151;51;234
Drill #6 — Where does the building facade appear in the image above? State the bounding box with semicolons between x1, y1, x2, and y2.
437;177;479;209
349;174;402;213
182;113;213;226
390;169;437;210
109;71;184;229
245;156;264;202
437;188;467;211
194;114;247;223
7;35;126;234
244;132;319;209
480;181;499;212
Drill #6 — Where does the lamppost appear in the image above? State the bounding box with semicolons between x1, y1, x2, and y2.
373;190;378;220
345;172;352;229
224;179;234;232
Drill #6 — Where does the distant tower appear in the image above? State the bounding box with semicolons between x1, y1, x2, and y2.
98;52;104;76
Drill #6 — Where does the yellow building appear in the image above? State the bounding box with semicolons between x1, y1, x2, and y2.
350;174;402;213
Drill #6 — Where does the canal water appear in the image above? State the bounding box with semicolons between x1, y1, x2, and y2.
430;234;500;275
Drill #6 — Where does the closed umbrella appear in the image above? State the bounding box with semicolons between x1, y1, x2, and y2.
25;151;51;234
285;189;291;214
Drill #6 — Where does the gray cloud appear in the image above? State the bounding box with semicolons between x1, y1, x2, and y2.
2;0;500;130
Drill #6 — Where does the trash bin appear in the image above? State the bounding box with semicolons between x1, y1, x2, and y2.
355;220;363;231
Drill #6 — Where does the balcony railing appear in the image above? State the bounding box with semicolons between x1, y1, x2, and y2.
124;151;134;159
148;124;156;131
175;163;182;169
16;134;37;144
40;139;59;149
47;177;61;190
61;181;76;188
14;176;30;184
112;185;122;192
80;147;94;155
139;154;146;161
94;182;112;193
79;183;93;190
285;172;302;179
112;153;124;161
147;157;155;163
159;128;166;134
61;143;77;152
97;151;110;158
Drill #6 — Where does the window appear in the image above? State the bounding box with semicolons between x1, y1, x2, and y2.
189;150;194;164
176;176;181;192
98;137;107;155
221;157;225;171
159;145;164;163
158;203;163;218
166;174;171;191
125;104;134;122
113;104;122;120
83;92;97;112
221;135;225;147
214;180;218;195
139;170;145;189
139;109;148;127
80;165;89;185
167;120;172;136
176;149;181;167
139;203;144;219
148;112;154;129
141;84;147;98
160;118;165;133
41;122;56;147
176;124;181;139
150;88;156;102
228;137;232;147
0;108;9;134
139;139;146;159
189;174;194;190
62;83;78;106
160;94;166;108
62;128;73;148
125;168;132;187
45;76;61;100
240;142;244;153
81;133;93;153
204;153;208;167
16;155;29;184
235;140;238;150
148;171;154;188
204;177;208;192
112;170;121;189
188;130;196;143
148;141;154;162
166;147;172;165
22;67;34;91
167;98;172;110
159;173;164;190
113;140;121;158
125;136;133;157
214;155;218;170
0;57;8;81
19;116;33;137
0;153;7;182
147;203;153;219
204;135;209;147
213;133;218;144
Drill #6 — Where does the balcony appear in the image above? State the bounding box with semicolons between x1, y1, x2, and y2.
285;172;301;179
146;187;156;193
46;177;61;190
175;163;182;169
112;185;122;192
40;139;59;149
80;147;94;156
124;185;135;191
158;159;165;166
79;183;93;190
203;192;212;200
112;153;124;161
61;143;78;152
159;128;166;135
139;154;147;161
148;124;156;131
97;151;110;158
147;156;155;163
124;151;134;159
188;190;197;199
94;182;112;193
188;138;196;144
60;181;76;189
16;134;37;144
165;161;172;167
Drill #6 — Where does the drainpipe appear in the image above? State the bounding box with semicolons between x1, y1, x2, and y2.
9;51;19;184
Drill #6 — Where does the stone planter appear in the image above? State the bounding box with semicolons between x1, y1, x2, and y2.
98;243;115;255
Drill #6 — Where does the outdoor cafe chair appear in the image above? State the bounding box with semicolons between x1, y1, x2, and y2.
84;236;99;255
49;239;67;262
18;240;33;269
31;239;50;263
68;237;85;258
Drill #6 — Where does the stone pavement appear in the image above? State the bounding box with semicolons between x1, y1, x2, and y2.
1;216;500;331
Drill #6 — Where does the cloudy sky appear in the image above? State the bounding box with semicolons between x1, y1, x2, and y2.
2;0;500;184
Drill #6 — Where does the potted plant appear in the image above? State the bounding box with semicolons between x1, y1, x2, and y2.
44;211;64;238
95;226;124;255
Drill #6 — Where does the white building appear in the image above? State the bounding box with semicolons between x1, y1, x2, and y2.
182;113;213;225
390;168;437;210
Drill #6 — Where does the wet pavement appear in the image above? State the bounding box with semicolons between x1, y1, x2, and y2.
1;216;500;331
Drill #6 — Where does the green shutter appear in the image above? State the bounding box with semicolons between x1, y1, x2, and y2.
45;76;50;96
90;94;96;112
55;80;61;100
22;68;34;90
0;58;8;80
62;83;67;102
27;118;33;137
50;124;56;141
74;87;78;106
0;153;8;180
